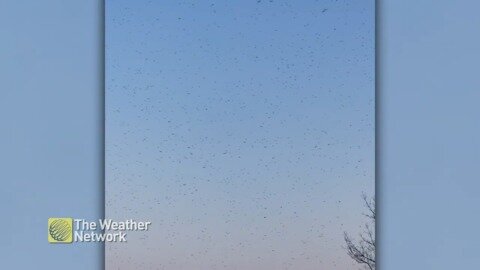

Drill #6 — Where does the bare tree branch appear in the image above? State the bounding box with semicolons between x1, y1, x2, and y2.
344;194;375;270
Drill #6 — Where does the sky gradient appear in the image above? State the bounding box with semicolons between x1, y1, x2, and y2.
106;1;374;269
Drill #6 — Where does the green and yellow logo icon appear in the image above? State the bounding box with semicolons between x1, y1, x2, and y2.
48;218;73;243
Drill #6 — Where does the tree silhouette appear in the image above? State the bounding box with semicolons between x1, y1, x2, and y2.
344;194;375;270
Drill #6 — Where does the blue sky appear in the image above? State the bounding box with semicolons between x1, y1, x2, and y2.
2;1;479;269
106;1;374;269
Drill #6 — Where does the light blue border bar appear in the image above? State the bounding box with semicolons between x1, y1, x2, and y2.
0;1;104;269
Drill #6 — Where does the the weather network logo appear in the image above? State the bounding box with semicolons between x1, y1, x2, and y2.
48;218;73;244
48;217;151;244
